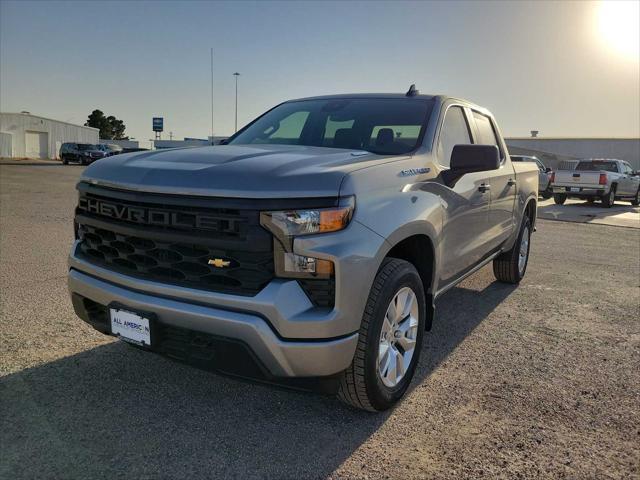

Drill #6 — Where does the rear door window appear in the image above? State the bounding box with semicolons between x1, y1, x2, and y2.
472;111;503;160
437;106;472;167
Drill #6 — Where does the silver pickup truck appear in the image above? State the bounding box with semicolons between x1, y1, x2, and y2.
68;89;538;411
511;155;553;199
551;159;640;207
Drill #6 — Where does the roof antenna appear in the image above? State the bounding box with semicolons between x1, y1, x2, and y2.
406;84;418;97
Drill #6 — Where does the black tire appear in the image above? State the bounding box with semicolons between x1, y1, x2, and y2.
602;186;615;208
493;215;532;284
553;193;567;205
541;189;552;200
631;188;639;206
586;197;595;204
337;258;425;412
62;156;68;165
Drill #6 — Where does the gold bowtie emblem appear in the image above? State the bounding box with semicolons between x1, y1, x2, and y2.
208;258;231;268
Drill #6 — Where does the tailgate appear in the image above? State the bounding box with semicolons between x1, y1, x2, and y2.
553;170;602;187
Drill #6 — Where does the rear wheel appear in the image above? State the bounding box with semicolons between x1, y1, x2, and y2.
337;258;425;412
553;193;567;205
493;216;531;284
62;155;68;165
586;197;595;204
631;188;639;206
602;186;615;208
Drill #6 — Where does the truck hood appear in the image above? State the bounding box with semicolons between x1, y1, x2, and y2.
80;144;392;198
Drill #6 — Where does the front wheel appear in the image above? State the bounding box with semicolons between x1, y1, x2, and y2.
541;189;552;200
338;258;425;412
493;216;531;284
631;188;639;206
553;193;567;205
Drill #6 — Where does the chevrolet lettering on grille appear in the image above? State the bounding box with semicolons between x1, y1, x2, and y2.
78;196;240;233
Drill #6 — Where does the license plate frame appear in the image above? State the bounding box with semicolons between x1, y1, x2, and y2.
109;307;153;347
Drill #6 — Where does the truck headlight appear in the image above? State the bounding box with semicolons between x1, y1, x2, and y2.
260;196;354;279
260;196;354;237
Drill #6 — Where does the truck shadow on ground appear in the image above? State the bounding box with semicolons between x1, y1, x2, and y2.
1;278;515;479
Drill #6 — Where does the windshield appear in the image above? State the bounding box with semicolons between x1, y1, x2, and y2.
78;144;98;151
228;98;434;155
576;160;618;172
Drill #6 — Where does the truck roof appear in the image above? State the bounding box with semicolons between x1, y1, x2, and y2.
288;93;435;101
286;93;489;115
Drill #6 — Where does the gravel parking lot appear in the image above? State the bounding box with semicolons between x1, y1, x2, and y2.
1;164;639;479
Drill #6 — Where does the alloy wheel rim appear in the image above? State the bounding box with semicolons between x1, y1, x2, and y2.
378;287;419;388
518;226;530;275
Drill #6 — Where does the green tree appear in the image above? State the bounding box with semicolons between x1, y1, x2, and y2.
85;110;128;140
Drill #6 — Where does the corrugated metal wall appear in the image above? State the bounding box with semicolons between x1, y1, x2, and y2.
506;138;640;170
0;113;99;159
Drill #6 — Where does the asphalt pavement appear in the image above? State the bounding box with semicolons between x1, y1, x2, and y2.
1;164;639;479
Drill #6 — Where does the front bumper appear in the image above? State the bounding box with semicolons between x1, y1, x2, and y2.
67;219;387;379
69;268;358;378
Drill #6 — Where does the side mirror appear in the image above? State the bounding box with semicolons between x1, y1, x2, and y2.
450;144;500;173
218;138;229;145
545;167;552;173
444;145;500;187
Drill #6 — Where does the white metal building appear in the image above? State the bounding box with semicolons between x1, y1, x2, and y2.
0;112;99;159
505;137;640;170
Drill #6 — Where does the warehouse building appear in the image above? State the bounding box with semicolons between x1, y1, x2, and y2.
505;137;640;170
0;112;99;159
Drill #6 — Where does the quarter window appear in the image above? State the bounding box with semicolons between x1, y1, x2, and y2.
438;106;471;167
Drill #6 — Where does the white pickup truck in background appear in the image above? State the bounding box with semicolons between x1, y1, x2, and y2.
551;159;640;207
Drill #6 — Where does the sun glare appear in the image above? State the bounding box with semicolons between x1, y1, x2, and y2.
597;0;640;59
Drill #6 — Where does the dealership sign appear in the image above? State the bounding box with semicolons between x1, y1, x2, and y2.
152;117;164;132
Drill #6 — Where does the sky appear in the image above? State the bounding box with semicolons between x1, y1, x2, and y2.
1;0;639;147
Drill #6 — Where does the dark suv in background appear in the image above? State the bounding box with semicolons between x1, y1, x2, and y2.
60;143;107;165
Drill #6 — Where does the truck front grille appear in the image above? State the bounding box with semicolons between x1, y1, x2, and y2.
77;224;274;295
74;185;274;296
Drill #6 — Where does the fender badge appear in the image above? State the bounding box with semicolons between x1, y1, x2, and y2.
208;258;231;268
400;167;430;177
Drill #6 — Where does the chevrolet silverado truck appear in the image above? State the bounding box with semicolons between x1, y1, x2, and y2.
68;89;538;411
551;159;640;207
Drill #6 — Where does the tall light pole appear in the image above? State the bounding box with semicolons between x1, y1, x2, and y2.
233;72;240;133
210;48;214;144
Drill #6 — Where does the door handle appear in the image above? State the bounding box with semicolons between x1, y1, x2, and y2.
478;184;491;193
507;179;516;186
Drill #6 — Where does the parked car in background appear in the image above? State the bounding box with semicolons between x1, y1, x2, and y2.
551;159;640;207
97;144;123;156
60;143;107;165
511;155;553;199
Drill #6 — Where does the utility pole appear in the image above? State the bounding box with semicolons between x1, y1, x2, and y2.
233;72;240;133
210;48;214;144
